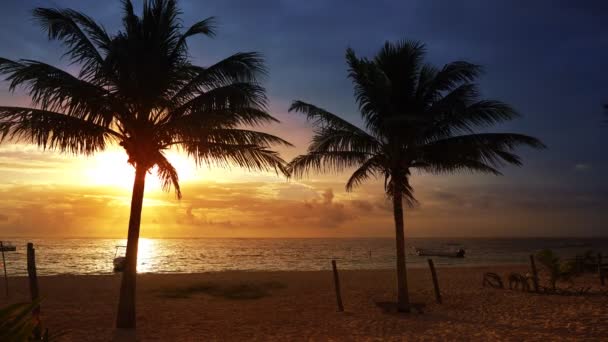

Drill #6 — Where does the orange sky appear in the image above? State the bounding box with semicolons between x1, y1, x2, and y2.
0;138;603;238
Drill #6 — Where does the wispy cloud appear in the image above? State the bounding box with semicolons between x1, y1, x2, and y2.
574;163;592;171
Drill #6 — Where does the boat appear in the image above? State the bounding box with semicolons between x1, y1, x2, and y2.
414;247;465;258
113;246;126;272
0;242;16;252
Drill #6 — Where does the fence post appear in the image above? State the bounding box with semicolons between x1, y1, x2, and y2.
529;254;539;292
1;241;7;297
427;259;442;304
27;243;41;340
599;253;605;286
331;260;344;312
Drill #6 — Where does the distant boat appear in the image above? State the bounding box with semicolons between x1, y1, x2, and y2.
113;246;126;272
415;247;465;258
0;242;16;252
557;242;591;248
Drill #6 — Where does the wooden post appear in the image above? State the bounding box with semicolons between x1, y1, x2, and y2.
27;243;41;340
529;254;539;292
331;260;344;312
1;241;8;297
427;259;442;304
599;253;605;286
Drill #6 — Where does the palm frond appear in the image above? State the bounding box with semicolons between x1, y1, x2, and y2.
384;174;419;207
170;52;267;105
0;106;120;154
345;155;384;191
171;82;268;119
428;99;520;139
33;7;107;80
287;151;369;178
153;151;182;199
0;59;117;125
121;0;140;35
0;301;39;341
172;17;216;58
415;64;438;101
413;159;501;176
425;61;482;97
418;133;546;170
205;129;292;147
164;107;278;134
346;49;391;133
289;101;368;134
309;127;379;154
373;40;425;99
186;142;288;175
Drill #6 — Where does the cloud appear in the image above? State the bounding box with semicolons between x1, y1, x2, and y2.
0;179;606;238
321;188;334;204
575;163;591;171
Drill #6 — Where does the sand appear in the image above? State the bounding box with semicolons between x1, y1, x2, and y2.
1;265;607;341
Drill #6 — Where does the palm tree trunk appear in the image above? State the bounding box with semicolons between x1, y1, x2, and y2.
116;163;147;329
393;189;410;312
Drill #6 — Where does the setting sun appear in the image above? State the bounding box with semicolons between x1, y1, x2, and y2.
84;149;198;191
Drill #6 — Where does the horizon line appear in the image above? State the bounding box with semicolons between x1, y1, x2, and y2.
2;235;608;240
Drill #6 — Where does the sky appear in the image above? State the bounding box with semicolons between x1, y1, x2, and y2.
0;0;607;238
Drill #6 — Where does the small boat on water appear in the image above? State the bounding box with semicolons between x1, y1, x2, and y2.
414;247;465;258
0;242;16;252
113;246;126;272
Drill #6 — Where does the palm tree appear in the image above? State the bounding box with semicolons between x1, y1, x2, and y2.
288;41;545;312
0;0;290;329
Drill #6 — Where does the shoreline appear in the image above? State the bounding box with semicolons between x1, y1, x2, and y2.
3;262;532;278
2;265;606;341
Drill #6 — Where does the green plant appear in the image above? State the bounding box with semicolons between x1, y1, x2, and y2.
536;249;576;291
159;281;286;300
0;301;63;341
0;302;37;342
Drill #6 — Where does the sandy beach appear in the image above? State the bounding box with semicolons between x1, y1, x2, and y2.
1;265;607;341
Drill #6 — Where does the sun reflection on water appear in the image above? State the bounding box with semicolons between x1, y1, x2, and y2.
136;238;157;273
114;238;158;273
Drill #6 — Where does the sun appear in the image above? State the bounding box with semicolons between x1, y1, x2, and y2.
84;148;198;191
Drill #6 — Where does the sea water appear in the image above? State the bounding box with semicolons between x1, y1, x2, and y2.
0;237;606;276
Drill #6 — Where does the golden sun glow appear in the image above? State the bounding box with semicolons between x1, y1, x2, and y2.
84;149;198;190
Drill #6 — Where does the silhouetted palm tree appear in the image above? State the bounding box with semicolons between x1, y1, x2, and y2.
289;41;544;312
0;0;290;329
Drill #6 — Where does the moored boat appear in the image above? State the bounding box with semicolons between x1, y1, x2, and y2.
415;247;465;258
113;246;126;272
0;242;16;252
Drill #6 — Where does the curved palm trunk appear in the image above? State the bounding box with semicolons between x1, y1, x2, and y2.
116;164;147;329
393;189;410;312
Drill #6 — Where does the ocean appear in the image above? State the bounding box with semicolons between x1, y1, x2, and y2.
1;237;607;276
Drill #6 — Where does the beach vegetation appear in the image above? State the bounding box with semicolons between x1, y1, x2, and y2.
159;281;286;300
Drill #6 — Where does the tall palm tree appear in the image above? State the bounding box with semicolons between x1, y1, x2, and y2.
288;41;545;312
0;0;290;329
